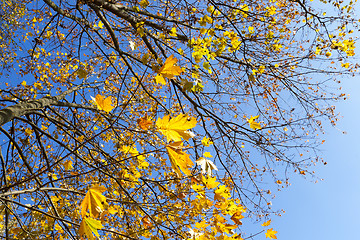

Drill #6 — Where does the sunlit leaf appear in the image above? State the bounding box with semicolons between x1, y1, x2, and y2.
247;115;262;130
262;220;271;226
265;228;277;239
80;186;107;218
166;141;194;176
91;94;115;113
156;114;196;142
154;74;166;85
201;136;213;147
231;211;245;225
196;157;218;176
98;21;104;29
155;55;182;85
202;175;219;189
79;217;103;240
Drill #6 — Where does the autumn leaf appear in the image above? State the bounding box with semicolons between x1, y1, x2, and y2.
98;21;104;29
262;220;271;226
79;217;103;240
80;186;107;218
230;211;244;225
166;141;194;176
201;136;213;147
154;74;167;85
156;114;196;142
137;114;153;130
63;160;73;171
155;55;182;85
91;94;115;113
195;157;218;176
214;185;231;201
247;115;262;130
202;175;219;189
141;216;152;229
265;228;278;239
76;68;88;79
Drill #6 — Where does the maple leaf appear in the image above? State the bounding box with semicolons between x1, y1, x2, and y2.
137;114;153;130
166;141;194;176
231;211;244;225
201;136;213;147
262;220;271;226
202;175;219;189
214;185;231;201
91;94;115;113
156;114;197;142
80;186;107;218
63;160;73;171
247;115;262;130
265;228;278;239
155;55;182;85
141;216;152;229
196;157;218;176
79;217;103;240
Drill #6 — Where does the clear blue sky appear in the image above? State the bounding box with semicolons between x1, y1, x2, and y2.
268;74;360;239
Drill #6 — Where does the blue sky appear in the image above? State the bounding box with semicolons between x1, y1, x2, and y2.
269;74;360;239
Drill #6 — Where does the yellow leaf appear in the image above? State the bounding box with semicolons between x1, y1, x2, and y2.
203;175;219;189
54;224;62;231
231;211;245;225
91;94;115;113
262;220;271;226
79;217;103;240
108;206;117;215
154;74;166;85
63;160;73;171
265;228;277;239
166;142;194;176
247;115;262;130
203;152;212;158
169;27;177;37
156;114;197;142
201;136;213;147
80;186;107;218
98;21;104;29
214;185;231;200
155;55;182;84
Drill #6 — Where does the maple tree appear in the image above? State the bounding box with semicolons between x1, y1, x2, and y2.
0;0;358;239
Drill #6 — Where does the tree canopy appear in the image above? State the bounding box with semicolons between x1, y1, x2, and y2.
0;0;358;239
